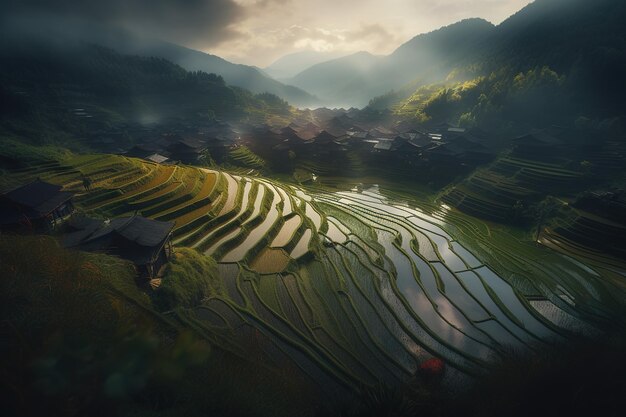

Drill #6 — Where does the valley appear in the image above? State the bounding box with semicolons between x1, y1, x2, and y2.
2;1;626;416
3;151;623;397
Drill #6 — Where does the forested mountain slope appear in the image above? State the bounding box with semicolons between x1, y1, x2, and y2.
0;37;292;141
370;0;626;130
1;19;318;108
289;19;494;107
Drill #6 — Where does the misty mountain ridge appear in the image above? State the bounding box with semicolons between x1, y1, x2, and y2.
285;0;626;110
286;51;384;108
2;0;624;119
1;17;319;108
263;50;349;81
285;18;495;107
369;0;626;131
0;36;295;139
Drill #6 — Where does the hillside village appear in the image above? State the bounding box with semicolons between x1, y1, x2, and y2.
85;107;501;185
5;106;612;288
82;105;596;203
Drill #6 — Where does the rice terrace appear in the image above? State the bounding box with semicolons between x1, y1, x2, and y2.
3;150;623;394
1;1;625;416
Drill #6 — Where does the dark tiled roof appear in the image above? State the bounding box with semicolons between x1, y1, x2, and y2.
63;215;174;265
322;127;347;138
348;131;368;139
2;180;73;216
145;153;170;164
4;180;61;208
127;143;161;154
426;137;490;157
374;139;395;151
513;130;564;146
86;216;174;247
173;137;207;150
407;136;434;148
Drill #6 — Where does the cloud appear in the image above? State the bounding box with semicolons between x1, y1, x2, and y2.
422;0;526;21
1;0;534;66
1;0;245;48
243;0;292;8
343;24;399;51
212;22;403;65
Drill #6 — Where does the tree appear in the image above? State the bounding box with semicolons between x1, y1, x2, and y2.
579;160;593;176
532;196;562;241
509;200;527;224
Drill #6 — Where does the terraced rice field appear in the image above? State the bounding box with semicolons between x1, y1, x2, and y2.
541;209;626;269
7;154;626;396
227;145;267;170
443;156;585;222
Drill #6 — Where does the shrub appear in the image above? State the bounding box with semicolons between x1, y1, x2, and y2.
0;235;211;416
152;247;222;310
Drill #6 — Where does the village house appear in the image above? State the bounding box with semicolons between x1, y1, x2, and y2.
0;179;74;232
309;129;349;158
373;138;398;152
424;135;492;166
166;137;208;164
394;134;435;160
145;153;171;164
204;135;237;163
368;126;397;139
512;130;565;160
63;215;174;280
126;143;165;159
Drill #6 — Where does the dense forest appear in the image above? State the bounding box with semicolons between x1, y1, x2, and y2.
366;0;626;133
0;37;292;144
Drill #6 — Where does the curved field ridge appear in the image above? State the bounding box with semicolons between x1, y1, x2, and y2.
10;155;624;395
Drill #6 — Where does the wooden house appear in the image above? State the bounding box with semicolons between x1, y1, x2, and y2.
63;215;174;280
512;131;565;160
0;180;74;232
395;135;435;158
166;137;208;164
126;143;163;159
425;136;492;165
145;153;170;164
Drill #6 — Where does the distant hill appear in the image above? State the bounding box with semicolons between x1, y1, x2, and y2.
0;36;293;139
264;50;349;81
1;19;319;108
382;0;626;130
109;38;320;108
288;19;495;107
479;0;626;113
287;51;384;108
291;0;626;117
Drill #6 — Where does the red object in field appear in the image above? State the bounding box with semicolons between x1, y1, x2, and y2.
418;358;445;377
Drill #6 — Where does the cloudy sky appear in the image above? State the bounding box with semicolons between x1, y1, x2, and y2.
3;0;534;67
219;0;533;66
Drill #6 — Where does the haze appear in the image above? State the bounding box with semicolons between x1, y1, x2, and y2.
215;0;534;66
3;0;533;67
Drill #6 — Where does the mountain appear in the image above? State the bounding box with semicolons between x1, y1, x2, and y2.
288;51;383;108
482;0;626;111
287;19;495;107
2;18;319;108
0;35;293;140
383;0;626;130
107;37;321;108
263;50;349;81
291;0;626;113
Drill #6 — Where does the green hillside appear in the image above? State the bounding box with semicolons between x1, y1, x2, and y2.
0;38;294;144
371;0;626;130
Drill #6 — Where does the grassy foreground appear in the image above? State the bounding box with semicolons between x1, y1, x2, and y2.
0;236;319;417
